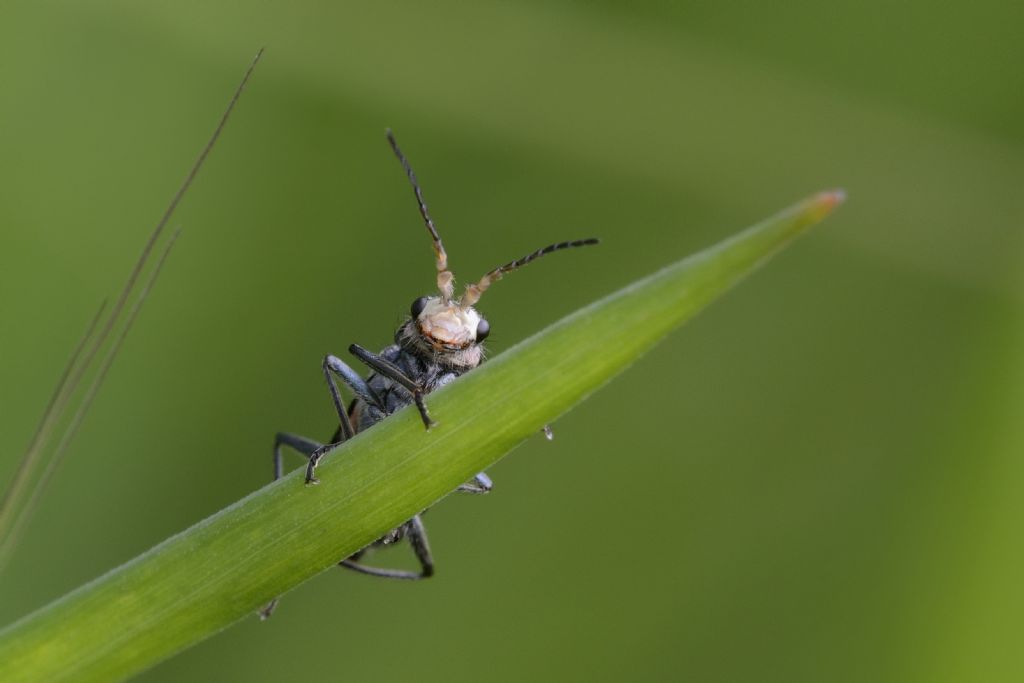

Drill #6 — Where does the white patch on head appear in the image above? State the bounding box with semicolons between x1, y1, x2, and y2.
417;298;482;348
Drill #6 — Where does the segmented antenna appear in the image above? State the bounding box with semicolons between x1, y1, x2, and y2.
461;238;599;307
386;130;455;301
0;49;264;573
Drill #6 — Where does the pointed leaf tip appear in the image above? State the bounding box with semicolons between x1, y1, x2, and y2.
807;188;846;221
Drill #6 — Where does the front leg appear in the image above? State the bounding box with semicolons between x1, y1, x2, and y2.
305;354;389;484
349;343;435;429
323;354;386;440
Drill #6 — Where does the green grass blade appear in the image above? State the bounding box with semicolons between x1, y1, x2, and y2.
0;190;843;683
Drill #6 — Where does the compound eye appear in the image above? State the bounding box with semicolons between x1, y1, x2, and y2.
410;296;430;318
475;318;490;342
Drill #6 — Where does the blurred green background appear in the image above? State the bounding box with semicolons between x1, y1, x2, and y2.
1;1;1022;681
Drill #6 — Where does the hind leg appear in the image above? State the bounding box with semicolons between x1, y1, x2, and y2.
339;515;434;580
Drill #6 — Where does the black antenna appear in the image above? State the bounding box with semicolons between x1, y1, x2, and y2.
0;49;264;572
386;129;455;300
461;238;599;306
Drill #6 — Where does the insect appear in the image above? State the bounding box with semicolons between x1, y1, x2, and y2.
260;131;597;617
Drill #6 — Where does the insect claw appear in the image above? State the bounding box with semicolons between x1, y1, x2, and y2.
413;393;434;429
258;599;279;621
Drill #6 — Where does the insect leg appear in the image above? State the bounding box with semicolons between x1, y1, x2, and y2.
339;515;434;579
259;431;329;621
348;343;434;429
323;354;382;441
457;472;493;494
305;442;348;486
306;355;385;485
272;432;323;480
